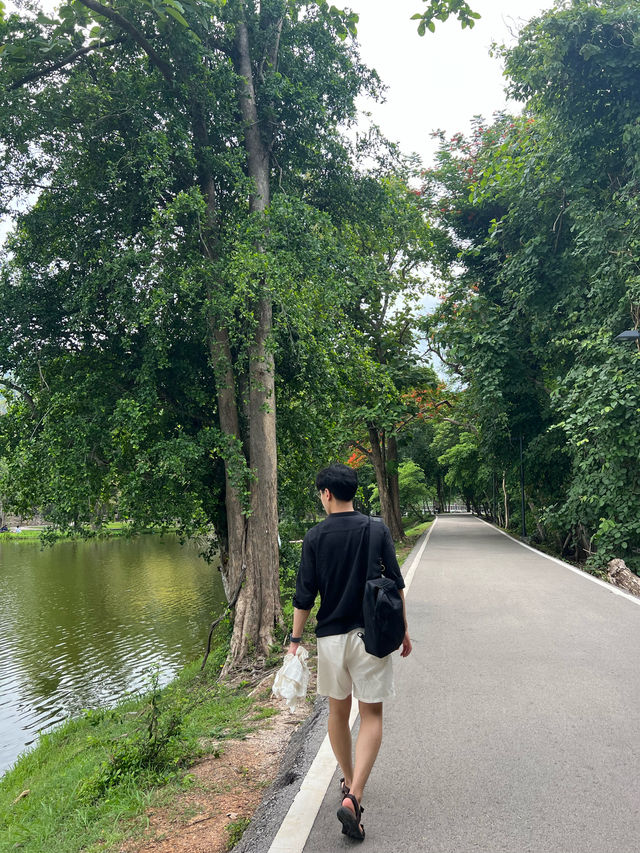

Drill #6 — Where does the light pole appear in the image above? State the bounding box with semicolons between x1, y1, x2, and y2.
492;471;496;524
519;434;527;539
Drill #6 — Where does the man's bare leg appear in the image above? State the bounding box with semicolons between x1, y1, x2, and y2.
342;700;383;814
328;695;353;788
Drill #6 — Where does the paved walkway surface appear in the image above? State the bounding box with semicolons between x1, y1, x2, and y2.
301;514;640;853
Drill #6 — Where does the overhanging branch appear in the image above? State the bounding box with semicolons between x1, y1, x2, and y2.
425;343;465;377
8;37;124;90
348;440;373;461
0;379;38;419
76;0;174;82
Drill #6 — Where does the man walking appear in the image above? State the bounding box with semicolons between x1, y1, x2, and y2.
288;463;412;841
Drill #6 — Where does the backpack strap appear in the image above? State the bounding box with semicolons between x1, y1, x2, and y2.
366;516;385;581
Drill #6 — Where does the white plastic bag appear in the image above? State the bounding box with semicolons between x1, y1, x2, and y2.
271;646;310;712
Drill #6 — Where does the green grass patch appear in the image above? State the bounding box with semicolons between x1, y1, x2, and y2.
226;815;251;850
250;706;279;722
0;528;43;541
0;524;180;546
396;519;433;565
403;519;432;539
0;632;270;853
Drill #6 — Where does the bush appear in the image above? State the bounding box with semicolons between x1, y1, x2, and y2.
79;670;188;802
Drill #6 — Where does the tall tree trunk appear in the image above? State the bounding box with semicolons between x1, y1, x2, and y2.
231;298;281;662
368;425;404;541
191;92;249;610
227;11;281;666
502;471;509;529
387;435;405;540
436;472;445;514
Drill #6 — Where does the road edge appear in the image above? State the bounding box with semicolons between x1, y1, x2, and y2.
249;517;439;853
477;515;640;608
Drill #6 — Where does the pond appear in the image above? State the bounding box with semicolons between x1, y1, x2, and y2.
0;534;225;777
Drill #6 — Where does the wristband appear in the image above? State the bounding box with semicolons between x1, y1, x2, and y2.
288;634;302;643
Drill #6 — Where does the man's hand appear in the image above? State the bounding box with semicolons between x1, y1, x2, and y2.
400;630;412;657
287;642;303;657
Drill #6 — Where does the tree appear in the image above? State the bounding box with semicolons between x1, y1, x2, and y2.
315;167;447;539
0;0;374;665
0;0;491;669
422;0;640;568
370;460;434;520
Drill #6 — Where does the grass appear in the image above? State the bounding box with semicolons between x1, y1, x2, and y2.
226;816;251;850
403;519;432;539
0;528;42;541
396;518;433;565
0;523;179;544
0;634;269;853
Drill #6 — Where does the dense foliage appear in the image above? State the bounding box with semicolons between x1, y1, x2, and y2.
5;0;639;660
0;0;477;663
423;0;640;570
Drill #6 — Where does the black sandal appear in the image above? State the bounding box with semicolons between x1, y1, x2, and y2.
337;793;365;841
339;777;350;797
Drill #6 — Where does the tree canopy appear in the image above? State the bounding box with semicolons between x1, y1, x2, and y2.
5;0;639;668
0;0;478;665
423;0;640;569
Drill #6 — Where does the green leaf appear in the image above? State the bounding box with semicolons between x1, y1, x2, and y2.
36;12;57;26
579;43;600;61
164;6;189;26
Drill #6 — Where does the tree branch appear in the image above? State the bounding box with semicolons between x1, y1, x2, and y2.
396;317;413;346
258;1;286;82
76;0;174;82
425;343;465;376
8;38;124;90
0;379;38;419
348;440;373;461
441;416;478;434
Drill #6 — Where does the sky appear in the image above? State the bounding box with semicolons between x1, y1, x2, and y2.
1;0;555;242
348;0;554;165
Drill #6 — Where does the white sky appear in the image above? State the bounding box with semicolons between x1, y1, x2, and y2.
349;0;554;164
1;0;554;242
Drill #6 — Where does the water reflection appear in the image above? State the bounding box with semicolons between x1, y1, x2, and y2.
0;535;224;776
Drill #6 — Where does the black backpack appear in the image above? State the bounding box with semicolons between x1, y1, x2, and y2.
361;517;406;658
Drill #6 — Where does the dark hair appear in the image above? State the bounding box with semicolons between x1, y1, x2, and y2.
315;464;358;502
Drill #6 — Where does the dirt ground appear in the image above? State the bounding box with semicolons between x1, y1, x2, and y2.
119;673;315;853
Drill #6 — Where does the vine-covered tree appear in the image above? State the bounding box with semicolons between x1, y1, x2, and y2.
423;0;640;569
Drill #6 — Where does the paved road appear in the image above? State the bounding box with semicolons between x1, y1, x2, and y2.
302;514;640;853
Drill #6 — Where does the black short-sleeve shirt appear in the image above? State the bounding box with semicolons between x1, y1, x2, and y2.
293;511;405;637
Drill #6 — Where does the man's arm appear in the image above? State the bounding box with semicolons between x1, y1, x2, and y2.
287;606;311;656
398;589;412;657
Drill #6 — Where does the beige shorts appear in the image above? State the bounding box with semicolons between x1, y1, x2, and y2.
316;628;395;703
